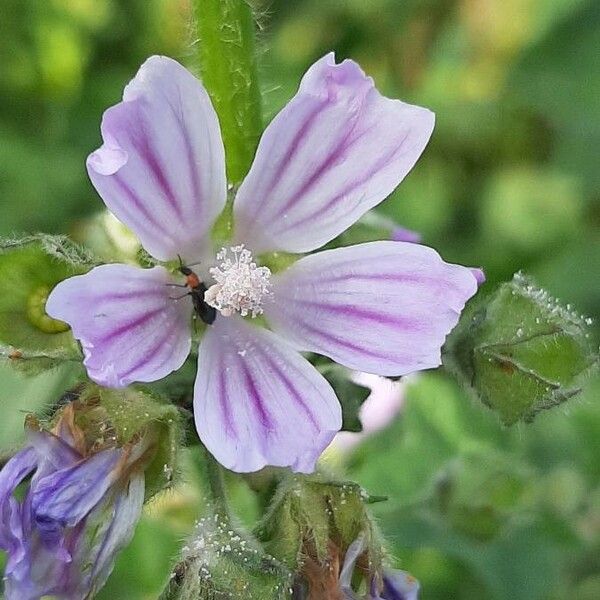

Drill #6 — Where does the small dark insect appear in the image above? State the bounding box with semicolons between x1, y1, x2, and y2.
172;261;216;325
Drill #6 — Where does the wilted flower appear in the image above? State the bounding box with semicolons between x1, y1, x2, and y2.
47;53;478;473
339;537;419;600
0;408;146;600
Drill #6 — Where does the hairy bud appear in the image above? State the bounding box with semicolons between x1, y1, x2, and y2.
444;272;598;425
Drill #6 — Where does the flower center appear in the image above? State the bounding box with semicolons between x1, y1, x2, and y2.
204;245;272;318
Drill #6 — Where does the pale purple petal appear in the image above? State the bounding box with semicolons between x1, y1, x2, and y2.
264;241;478;376
381;570;420;600
26;430;82;548
26;429;81;474
32;449;120;529
76;473;145;593
339;536;366;590
470;267;486;286
0;448;37;552
193;317;342;473
87;56;227;262
233;53;434;253
46;264;192;388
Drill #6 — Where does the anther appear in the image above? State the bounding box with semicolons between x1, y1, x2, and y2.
204;245;271;318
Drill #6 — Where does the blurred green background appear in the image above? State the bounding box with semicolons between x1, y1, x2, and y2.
0;0;598;599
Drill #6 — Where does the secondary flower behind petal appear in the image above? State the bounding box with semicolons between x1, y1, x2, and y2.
391;226;422;244
193;316;342;473
46;264;193;388
87;55;227;263
233;52;435;254
264;241;478;376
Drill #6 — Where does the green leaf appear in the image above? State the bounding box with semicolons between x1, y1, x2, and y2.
508;0;600;191
444;273;598;425
0;362;80;450
0;235;97;373
381;506;566;600
191;0;263;183
347;372;600;600
349;373;504;505
431;450;534;542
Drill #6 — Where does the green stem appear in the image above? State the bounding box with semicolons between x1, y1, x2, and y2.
192;0;263;184
193;443;230;517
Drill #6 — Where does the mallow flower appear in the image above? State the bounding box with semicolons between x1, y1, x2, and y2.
0;408;145;600
47;53;478;473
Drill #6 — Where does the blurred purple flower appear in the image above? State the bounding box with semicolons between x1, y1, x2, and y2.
0;413;144;600
331;373;409;454
340;537;420;600
391;226;422;244
47;53;479;473
470;268;486;286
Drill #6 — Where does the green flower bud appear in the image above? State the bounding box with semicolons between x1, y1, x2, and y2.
444;273;598;425
160;514;293;600
255;475;384;576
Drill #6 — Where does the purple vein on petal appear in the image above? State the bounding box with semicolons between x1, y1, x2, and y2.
277;135;406;233
294;319;398;362
91;288;167;304
217;352;237;438
110;175;172;239
327;272;468;301
130;115;184;222
239;359;273;430
240;100;326;231
164;91;204;219
117;324;177;380
269;113;360;222
97;307;165;343
253;343;320;431
284;298;424;331
179;114;202;218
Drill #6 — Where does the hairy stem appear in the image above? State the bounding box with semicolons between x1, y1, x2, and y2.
192;0;263;183
193;443;230;517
